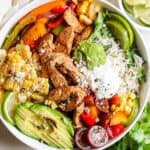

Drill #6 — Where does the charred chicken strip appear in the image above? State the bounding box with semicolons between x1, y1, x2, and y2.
55;26;75;55
48;86;86;111
47;53;83;87
64;8;84;33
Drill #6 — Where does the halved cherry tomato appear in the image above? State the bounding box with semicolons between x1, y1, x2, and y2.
105;124;125;139
84;95;95;106
80;112;96;126
110;124;125;137
110;94;121;105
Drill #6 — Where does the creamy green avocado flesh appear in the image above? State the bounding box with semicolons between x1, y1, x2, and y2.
14;102;74;149
74;41;106;69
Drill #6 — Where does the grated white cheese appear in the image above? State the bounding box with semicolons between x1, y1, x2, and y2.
76;35;144;99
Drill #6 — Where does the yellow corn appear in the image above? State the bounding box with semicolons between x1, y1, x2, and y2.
4;79;14;90
16;44;32;61
77;1;89;15
111;104;116;111
13;82;20;92
31;93;44;102
0;89;4;102
125;106;132;115
36;78;49;95
23;80;33;90
79;14;93;25
87;2;97;20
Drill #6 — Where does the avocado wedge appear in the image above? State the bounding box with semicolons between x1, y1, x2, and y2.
105;20;130;51
14;102;74;149
107;13;134;47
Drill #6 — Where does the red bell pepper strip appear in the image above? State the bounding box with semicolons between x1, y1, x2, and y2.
51;6;68;14
47;17;64;29
25;39;36;48
80;112;96;126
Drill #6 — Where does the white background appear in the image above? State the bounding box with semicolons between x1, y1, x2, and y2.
0;0;150;150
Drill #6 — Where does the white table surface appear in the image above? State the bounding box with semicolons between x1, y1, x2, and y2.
0;0;150;150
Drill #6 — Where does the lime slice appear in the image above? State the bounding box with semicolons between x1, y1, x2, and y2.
133;5;150;18
123;0;134;13
146;0;150;7
139;14;150;26
125;0;146;6
1;92;20;125
106;20;130;51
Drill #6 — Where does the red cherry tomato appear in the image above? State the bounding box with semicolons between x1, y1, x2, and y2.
110;94;121;105
80;112;96;126
110;124;125;137
84;95;95;106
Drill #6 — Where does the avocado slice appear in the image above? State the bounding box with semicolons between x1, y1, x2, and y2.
107;13;134;47
14;103;74;149
105;20;130;51
125;98;139;126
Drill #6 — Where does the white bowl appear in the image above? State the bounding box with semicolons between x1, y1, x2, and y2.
117;0;150;31
0;0;150;149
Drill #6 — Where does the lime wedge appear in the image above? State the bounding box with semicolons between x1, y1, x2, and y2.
139;14;150;26
133;5;150;18
123;0;134;13
108;13;134;46
1;92;19;125
125;0;146;6
106;20;130;51
146;0;150;7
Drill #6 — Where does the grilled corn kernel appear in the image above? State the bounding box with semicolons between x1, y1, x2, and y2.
87;2;97;20
77;1;89;15
79;14;93;25
125;106;132;115
129;93;136;99
31;93;44;103
0;90;4;102
111;104;116;111
128;100;134;107
36;78;49;95
13;82;20;92
4;79;14;90
23;80;33;90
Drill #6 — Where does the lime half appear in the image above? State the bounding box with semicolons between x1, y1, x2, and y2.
1;92;19;125
139;15;150;26
133;5;150;18
125;0;146;6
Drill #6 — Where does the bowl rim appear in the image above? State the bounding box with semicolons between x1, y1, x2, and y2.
117;0;150;31
0;0;150;150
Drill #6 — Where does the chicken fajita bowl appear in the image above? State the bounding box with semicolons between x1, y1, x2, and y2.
0;0;150;149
